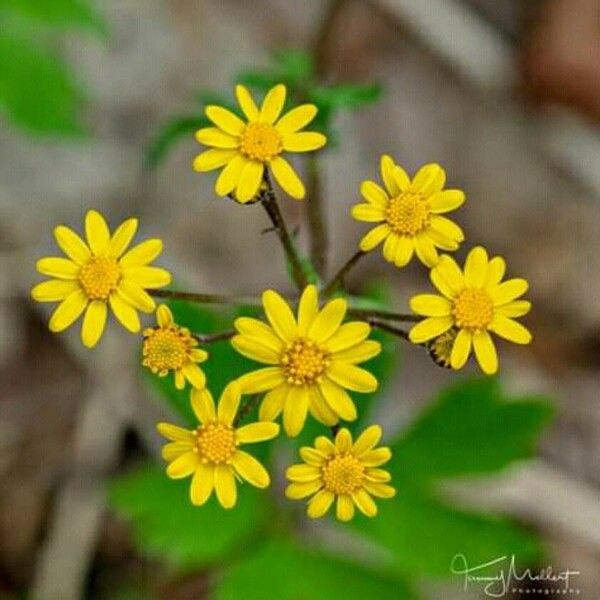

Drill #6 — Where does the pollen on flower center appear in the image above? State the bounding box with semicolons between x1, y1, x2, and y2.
281;338;330;386
78;257;120;300
322;454;365;495
453;289;494;330
386;192;430;236
142;327;193;373
195;423;237;464
240;122;283;161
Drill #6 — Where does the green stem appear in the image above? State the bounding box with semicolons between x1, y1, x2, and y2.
322;250;366;297
193;330;235;344
368;319;411;341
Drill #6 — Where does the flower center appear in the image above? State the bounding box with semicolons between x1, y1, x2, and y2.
195;423;236;464
452;289;494;330
78;257;120;300
322;454;365;495
240;122;282;161
386;192;430;236
142;327;194;373
281;338;330;386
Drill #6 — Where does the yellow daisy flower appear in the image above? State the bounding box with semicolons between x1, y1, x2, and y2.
286;426;395;522
32;210;171;348
157;382;279;509
142;304;208;390
351;156;465;268
232;285;381;437
408;246;532;375
193;84;327;203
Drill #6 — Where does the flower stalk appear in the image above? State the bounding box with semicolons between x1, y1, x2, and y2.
322;249;367;297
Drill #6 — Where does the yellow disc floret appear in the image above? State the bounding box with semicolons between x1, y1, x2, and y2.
143;327;196;374
322;454;365;495
386;192;430;236
240;122;282;161
281;338;330;386
78;257;121;300
452;289;494;330
195;423;237;464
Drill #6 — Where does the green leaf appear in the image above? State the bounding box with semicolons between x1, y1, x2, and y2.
145;115;208;169
215;539;419;600
0;0;106;34
109;465;267;571
391;377;555;483
272;48;314;86
352;489;543;578
309;83;382;110
0;36;84;135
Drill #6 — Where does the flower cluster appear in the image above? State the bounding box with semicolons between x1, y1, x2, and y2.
32;83;532;520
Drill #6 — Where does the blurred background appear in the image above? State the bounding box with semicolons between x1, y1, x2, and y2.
1;0;600;598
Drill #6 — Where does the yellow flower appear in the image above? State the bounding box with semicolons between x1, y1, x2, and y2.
193;84;327;203
32;210;171;348
408;246;532;375
351;156;465;268
157;382;279;509
142;305;208;390
286;426;395;522
232;285;381;437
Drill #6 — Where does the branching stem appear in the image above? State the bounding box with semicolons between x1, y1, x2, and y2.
322;250;366;297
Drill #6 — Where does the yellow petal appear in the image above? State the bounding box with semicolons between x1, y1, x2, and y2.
283;386;309;437
326;362;377;393
81;300;107;348
380;154;399;196
36;257;79;279
464;246;489;288
232;450;270;488
359;224;390;252
297;284;319;336
352;488;378;517
259;84;286;124
414;234;440;268
214;465;237;508
496;300;531;318
450;328;472;369
162;441;191;462
490;315;532;345
122;266;171;288
299;447;327;465
156;304;173;326
182;363;206;389
429;215;464;242
217;381;241;426
472;330;498;375
191;388;216;423
205;105;245;135
336;495;355;521
361;447;392;467
408;316;453;343
352;424;382;455
235;84;259;121
307;490;335;518
31;279;79;302
394;236;414;268
351;203;385;223
262;289;297;341
431;255;465;298
259;384;288;421
365;468;392;482
360;181;389;208
166;452;198;479
332;341;381;364
237;367;285;394
319;379;357;421
325;322;371;353
235;316;279;340
409;294;452;317
215;154;247;196
195;127;239;148
484;256;506;289
235;160;264;203
270;156;305;200
190;463;214;506
231;334;280;364
54;225;90;265
282;131;326;152
309;388;339;426
383;233;400;263
490;279;529;305
285;479;322;499
156;422;195;442
364;482;396;498
286;463;321;482
314;435;335;455
308;298;347;343
85;210;110;255
275;104;317;135
117;282;155;313
119;239;163;267
107;218;138;258
49;290;88;332
411;163;446;196
236;421;280;444
428;190;465;214
193;148;238;172
109;293;140;333
392;165;411;193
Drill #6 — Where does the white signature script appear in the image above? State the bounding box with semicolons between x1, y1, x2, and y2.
450;554;581;598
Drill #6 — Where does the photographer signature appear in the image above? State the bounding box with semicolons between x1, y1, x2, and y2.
450;554;581;598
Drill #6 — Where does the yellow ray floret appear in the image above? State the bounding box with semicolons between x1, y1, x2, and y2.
351;156;466;268
286;425;395;522
157;382;279;509
408;246;532;375
231;285;381;437
142;304;208;390
193;84;327;203
32;210;171;348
